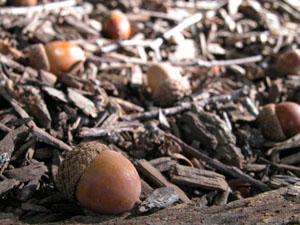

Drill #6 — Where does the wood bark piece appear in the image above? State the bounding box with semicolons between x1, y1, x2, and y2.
14;85;52;128
138;187;179;213
67;88;97;118
32;126;72;152
17;178;40;202
0;179;20;197
193;106;244;165
170;164;230;192
182;111;218;149
4;162;47;183
149;157;177;172
0;125;28;168
164;133;270;192
42;86;68;103
136;159;191;204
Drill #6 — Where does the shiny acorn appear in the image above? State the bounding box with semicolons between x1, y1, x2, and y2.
257;102;300;141
56;141;141;214
275;49;300;75
29;41;85;75
102;10;131;40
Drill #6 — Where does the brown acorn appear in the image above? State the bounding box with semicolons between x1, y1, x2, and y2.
275;49;300;75
146;63;181;93
56;141;141;214
102;10;131;40
153;77;191;107
257;102;300;141
29;41;85;75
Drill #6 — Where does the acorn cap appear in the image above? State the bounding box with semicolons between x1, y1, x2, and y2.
29;44;50;72
153;77;191;107
56;141;109;200
257;103;286;141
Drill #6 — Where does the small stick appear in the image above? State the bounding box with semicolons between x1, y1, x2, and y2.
101;40;153;54
162;13;203;40
172;55;263;67
123;86;249;121
170;0;227;10
88;51;262;68
267;133;300;155
165;133;270;192
0;0;77;16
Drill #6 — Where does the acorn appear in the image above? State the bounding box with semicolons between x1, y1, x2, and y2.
153;77;191;107
102;10;131;40
146;63;181;93
10;0;37;6
146;63;191;107
275;49;300;75
56;141;141;214
29;41;85;75
257;102;300;141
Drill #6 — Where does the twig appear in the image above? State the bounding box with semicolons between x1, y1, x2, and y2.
32;126;72;151
170;0;227;10
101;40;154;54
88;51;262;68
137;9;183;22
123;86;249;121
0;53;25;71
172;55;263;67
0;0;78;16
267;133;300;155
162;13;203;40
79;122;143;138
164;133;270;192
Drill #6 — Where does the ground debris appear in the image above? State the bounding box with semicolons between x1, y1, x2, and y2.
0;0;300;223
138;187;179;213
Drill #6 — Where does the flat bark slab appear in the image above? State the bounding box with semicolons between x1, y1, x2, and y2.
59;185;300;225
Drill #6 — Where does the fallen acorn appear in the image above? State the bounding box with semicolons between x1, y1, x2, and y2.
257;101;300;141
146;63;191;107
153;78;191;107
56;141;141;214
29;41;85;75
102;10;131;40
275;49;300;75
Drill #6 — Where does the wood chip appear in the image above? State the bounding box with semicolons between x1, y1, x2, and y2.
67;88;97;118
0;179;20;197
136;159;191;204
4;162;48;183
170;164;230;192
138;187;179;213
